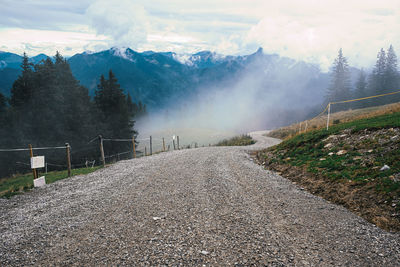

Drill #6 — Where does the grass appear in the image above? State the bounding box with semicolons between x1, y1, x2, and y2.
0;166;102;198
266;111;400;194
216;134;255;146
268;102;400;139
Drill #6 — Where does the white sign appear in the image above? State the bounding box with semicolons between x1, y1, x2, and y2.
33;176;46;187
172;135;176;140
31;156;45;169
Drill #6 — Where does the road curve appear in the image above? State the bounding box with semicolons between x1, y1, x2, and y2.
0;131;399;266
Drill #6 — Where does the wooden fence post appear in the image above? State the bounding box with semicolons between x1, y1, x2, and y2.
177;136;180;150
145;146;147;156
162;138;165;152
132;136;136;158
150;136;152;155
326;103;331;130
65;143;71;177
29;144;37;179
99;135;105;167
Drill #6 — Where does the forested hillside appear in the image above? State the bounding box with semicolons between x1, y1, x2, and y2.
0;53;145;178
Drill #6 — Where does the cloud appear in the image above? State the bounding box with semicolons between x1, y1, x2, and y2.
86;0;149;48
245;0;400;70
0;28;109;56
1;0;400;70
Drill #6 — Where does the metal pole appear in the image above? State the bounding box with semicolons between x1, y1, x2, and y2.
66;143;71;177
177;136;180;150
99;135;105;167
326;103;331;130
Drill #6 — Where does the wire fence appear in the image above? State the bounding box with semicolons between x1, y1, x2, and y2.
0;133;203;182
288;90;400;135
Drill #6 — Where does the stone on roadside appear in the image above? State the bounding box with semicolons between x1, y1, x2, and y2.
324;143;333;148
336;150;347;155
380;165;390;171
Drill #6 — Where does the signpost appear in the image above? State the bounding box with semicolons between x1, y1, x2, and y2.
30;155;46;187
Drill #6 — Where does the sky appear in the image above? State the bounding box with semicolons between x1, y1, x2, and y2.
1;0;400;70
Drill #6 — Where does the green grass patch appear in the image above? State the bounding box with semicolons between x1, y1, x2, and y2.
0;166;102;198
216;134;255;146
266;112;400;194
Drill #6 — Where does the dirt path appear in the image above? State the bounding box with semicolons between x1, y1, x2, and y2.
0;132;399;266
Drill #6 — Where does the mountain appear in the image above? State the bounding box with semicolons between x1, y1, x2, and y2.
0;52;55;96
0;48;329;115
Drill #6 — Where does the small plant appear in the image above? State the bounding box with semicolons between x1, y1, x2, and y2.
216;135;255;146
333;119;341;124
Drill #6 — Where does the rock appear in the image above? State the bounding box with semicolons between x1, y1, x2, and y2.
319;158;326;161
390;135;398;141
336;150;347;155
353;156;362;160
324;143;333;148
340;134;348;138
367;149;373;153
328;152;334;156
200;250;209;255
380;165;390;171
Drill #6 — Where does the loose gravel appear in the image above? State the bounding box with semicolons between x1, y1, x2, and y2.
0;131;399;266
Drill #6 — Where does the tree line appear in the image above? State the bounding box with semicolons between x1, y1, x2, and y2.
0;52;146;178
326;45;400;109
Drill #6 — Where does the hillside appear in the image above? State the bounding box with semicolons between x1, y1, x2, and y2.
0;48;328;113
256;111;400;231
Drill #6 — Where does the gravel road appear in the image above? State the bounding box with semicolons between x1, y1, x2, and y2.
1;131;399;266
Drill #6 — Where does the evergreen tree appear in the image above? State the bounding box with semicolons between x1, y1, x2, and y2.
0;92;6;114
384;45;400;103
9;52;34;108
325;49;352;110
354;69;368;108
94;70;137;155
369;48;386;105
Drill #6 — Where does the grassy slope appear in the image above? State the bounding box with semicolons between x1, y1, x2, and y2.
0;167;102;198
216;134;255;146
268;102;400;140
258;111;400;231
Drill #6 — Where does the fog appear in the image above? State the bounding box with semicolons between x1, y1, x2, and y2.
136;56;327;150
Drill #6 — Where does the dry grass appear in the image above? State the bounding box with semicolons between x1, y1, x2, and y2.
268;102;400;139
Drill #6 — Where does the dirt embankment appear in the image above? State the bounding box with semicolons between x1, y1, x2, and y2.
255;127;400;232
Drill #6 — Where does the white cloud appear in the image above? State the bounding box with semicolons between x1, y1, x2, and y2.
245;0;400;70
86;0;149;48
1;0;400;70
0;28;109;56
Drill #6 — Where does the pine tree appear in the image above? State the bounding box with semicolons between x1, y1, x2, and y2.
9;52;34;108
326;49;352;110
369;48;386;105
354;69;368;108
384;45;400;103
0;92;6;114
94;70;137;154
